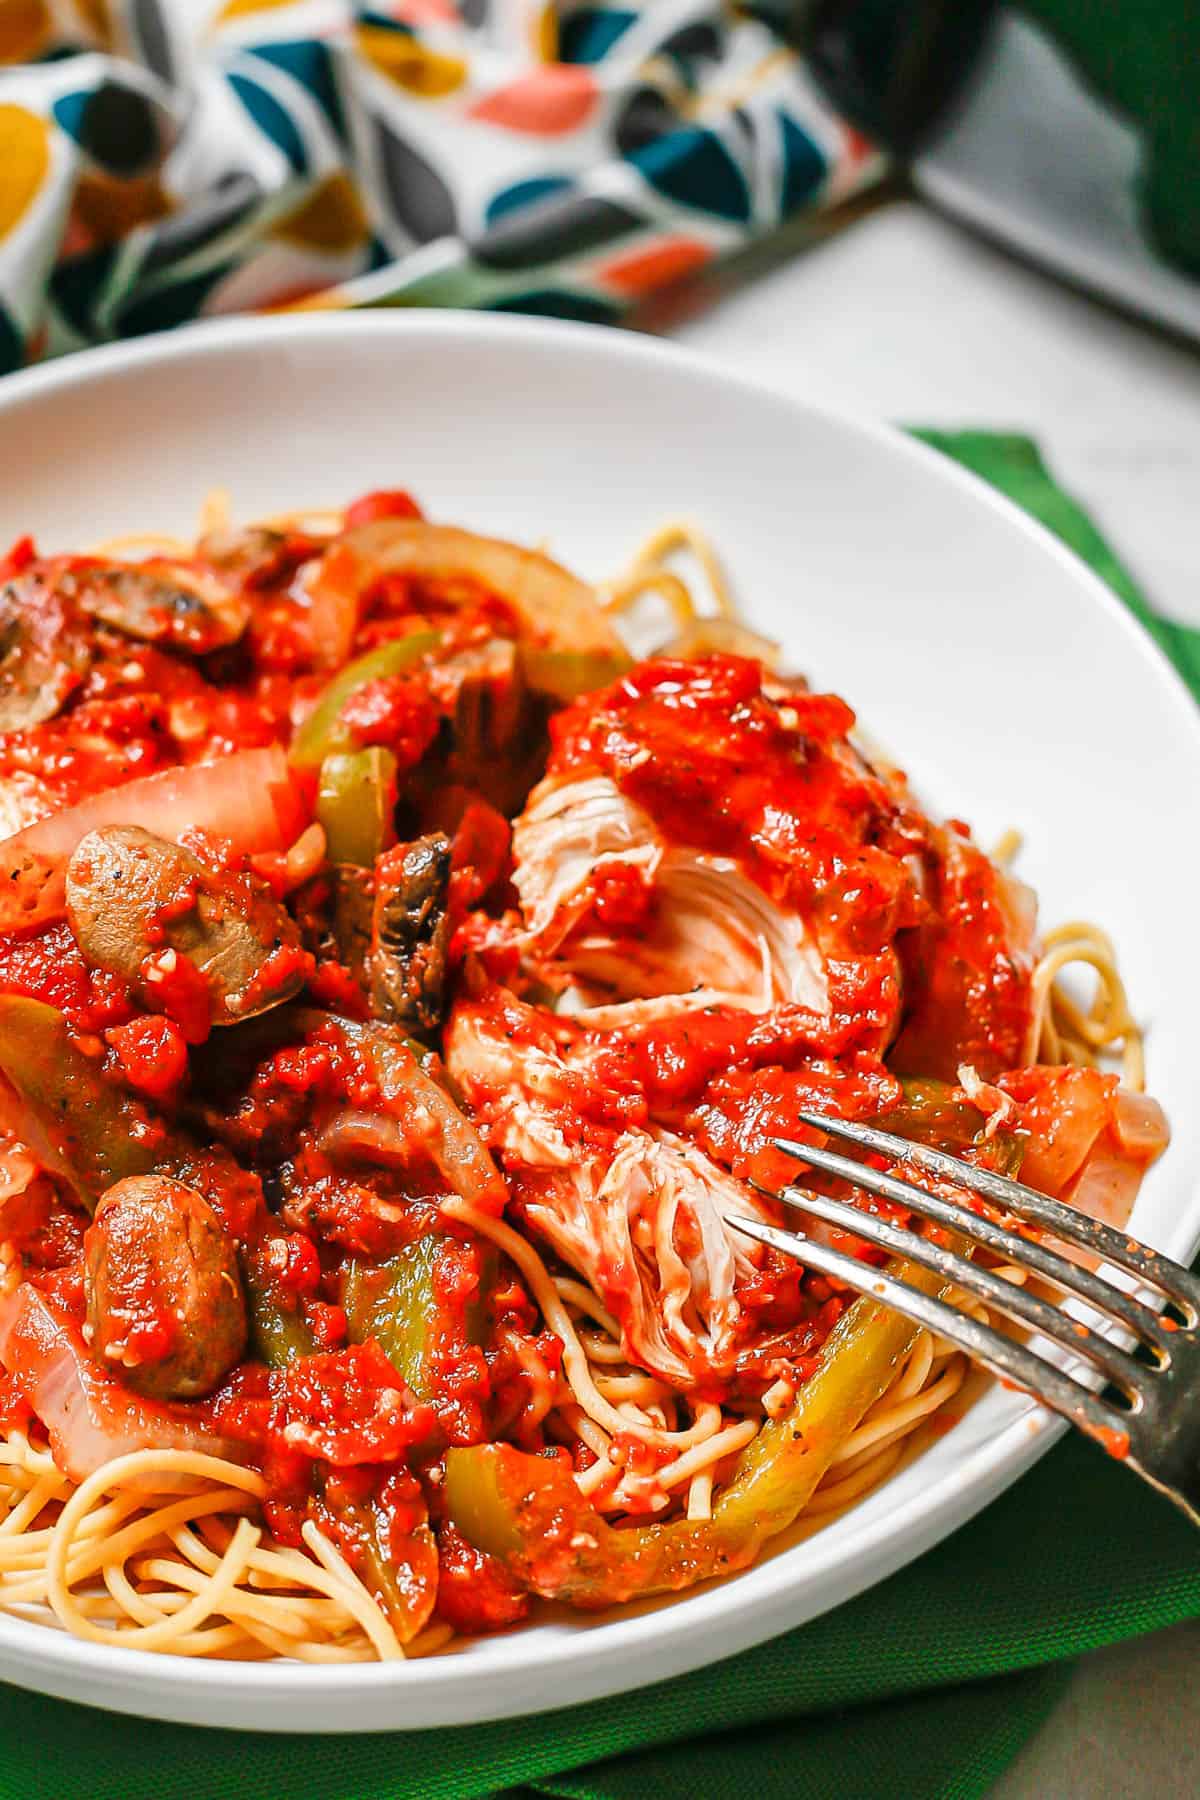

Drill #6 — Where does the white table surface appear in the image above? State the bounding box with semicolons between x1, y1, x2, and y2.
655;197;1200;633
647;196;1200;1797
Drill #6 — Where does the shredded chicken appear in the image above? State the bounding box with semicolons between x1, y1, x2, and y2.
521;1131;776;1385
512;773;826;1021
445;999;777;1385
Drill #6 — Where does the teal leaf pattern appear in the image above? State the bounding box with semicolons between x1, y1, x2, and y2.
559;8;638;63
632;126;752;223
779;112;827;210
227;71;310;175
248;42;346;143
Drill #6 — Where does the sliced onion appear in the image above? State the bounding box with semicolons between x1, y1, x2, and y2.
306;542;361;671
0;745;306;932
1064;1145;1144;1230
997;868;1039;955
342;520;625;656
0;1134;50;1240
0;1285;243;1484
1112;1090;1170;1162
303;1013;507;1213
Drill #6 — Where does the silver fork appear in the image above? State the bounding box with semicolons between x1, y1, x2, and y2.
729;1112;1200;1526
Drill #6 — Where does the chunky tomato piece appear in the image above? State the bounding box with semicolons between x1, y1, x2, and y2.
0;922;134;1033
337;675;439;770
276;1343;435;1466
105;1014;189;1104
0;535;36;580
434;1521;529;1634
344;490;424;528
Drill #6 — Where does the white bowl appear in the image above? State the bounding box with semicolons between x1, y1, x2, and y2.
1;314;1197;1732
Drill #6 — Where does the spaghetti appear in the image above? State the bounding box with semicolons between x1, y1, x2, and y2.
0;496;1167;1662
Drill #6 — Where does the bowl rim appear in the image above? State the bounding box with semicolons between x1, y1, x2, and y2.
0;309;1196;1729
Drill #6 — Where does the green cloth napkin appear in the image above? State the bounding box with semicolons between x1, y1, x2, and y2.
0;434;1196;1800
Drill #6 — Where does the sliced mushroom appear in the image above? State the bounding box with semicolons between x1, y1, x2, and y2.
84;1174;247;1400
197;525;319;591
60;562;249;654
429;639;545;812
432;639;525;763
330;862;374;986
65;825;307;1028
369;834;452;1034
0;574;92;732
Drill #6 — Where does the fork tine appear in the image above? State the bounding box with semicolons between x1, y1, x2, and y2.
793;1110;1200;1317
770;1182;1150;1394
729;1215;1133;1452
774;1134;1178;1347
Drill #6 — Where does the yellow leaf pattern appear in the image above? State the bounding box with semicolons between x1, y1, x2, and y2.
271;171;368;254
0;105;50;242
216;0;301;21
355;26;466;100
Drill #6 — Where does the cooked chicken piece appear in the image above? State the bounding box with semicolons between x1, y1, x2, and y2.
522;1131;777;1385
445;997;777;1385
512;774;826;1021
512;775;662;950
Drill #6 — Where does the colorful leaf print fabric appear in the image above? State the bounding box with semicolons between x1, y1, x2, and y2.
0;0;885;370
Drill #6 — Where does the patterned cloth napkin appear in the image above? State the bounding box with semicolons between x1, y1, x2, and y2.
0;435;1197;1798
0;0;884;370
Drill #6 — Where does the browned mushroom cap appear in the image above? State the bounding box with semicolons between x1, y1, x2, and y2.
434;637;549;813
84;1174;248;1400
0;574;92;732
65;825;307;1028
59;562;249;655
369;834;452;1034
196;525;321;591
329;862;374;988
435;639;524;762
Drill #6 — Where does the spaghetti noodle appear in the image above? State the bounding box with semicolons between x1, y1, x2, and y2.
0;496;1167;1662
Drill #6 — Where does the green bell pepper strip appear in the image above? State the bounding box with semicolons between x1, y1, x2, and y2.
244;1260;315;1370
241;1256;437;1643
343;1239;440;1399
316;747;399;866
342;1235;499;1402
518;644;632;705
881;1077;1022;1164
0;995;177;1212
444;1254;954;1607
290;633;439;768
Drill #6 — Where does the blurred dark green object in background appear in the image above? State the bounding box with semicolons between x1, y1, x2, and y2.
1024;0;1200;273
761;0;1200;277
